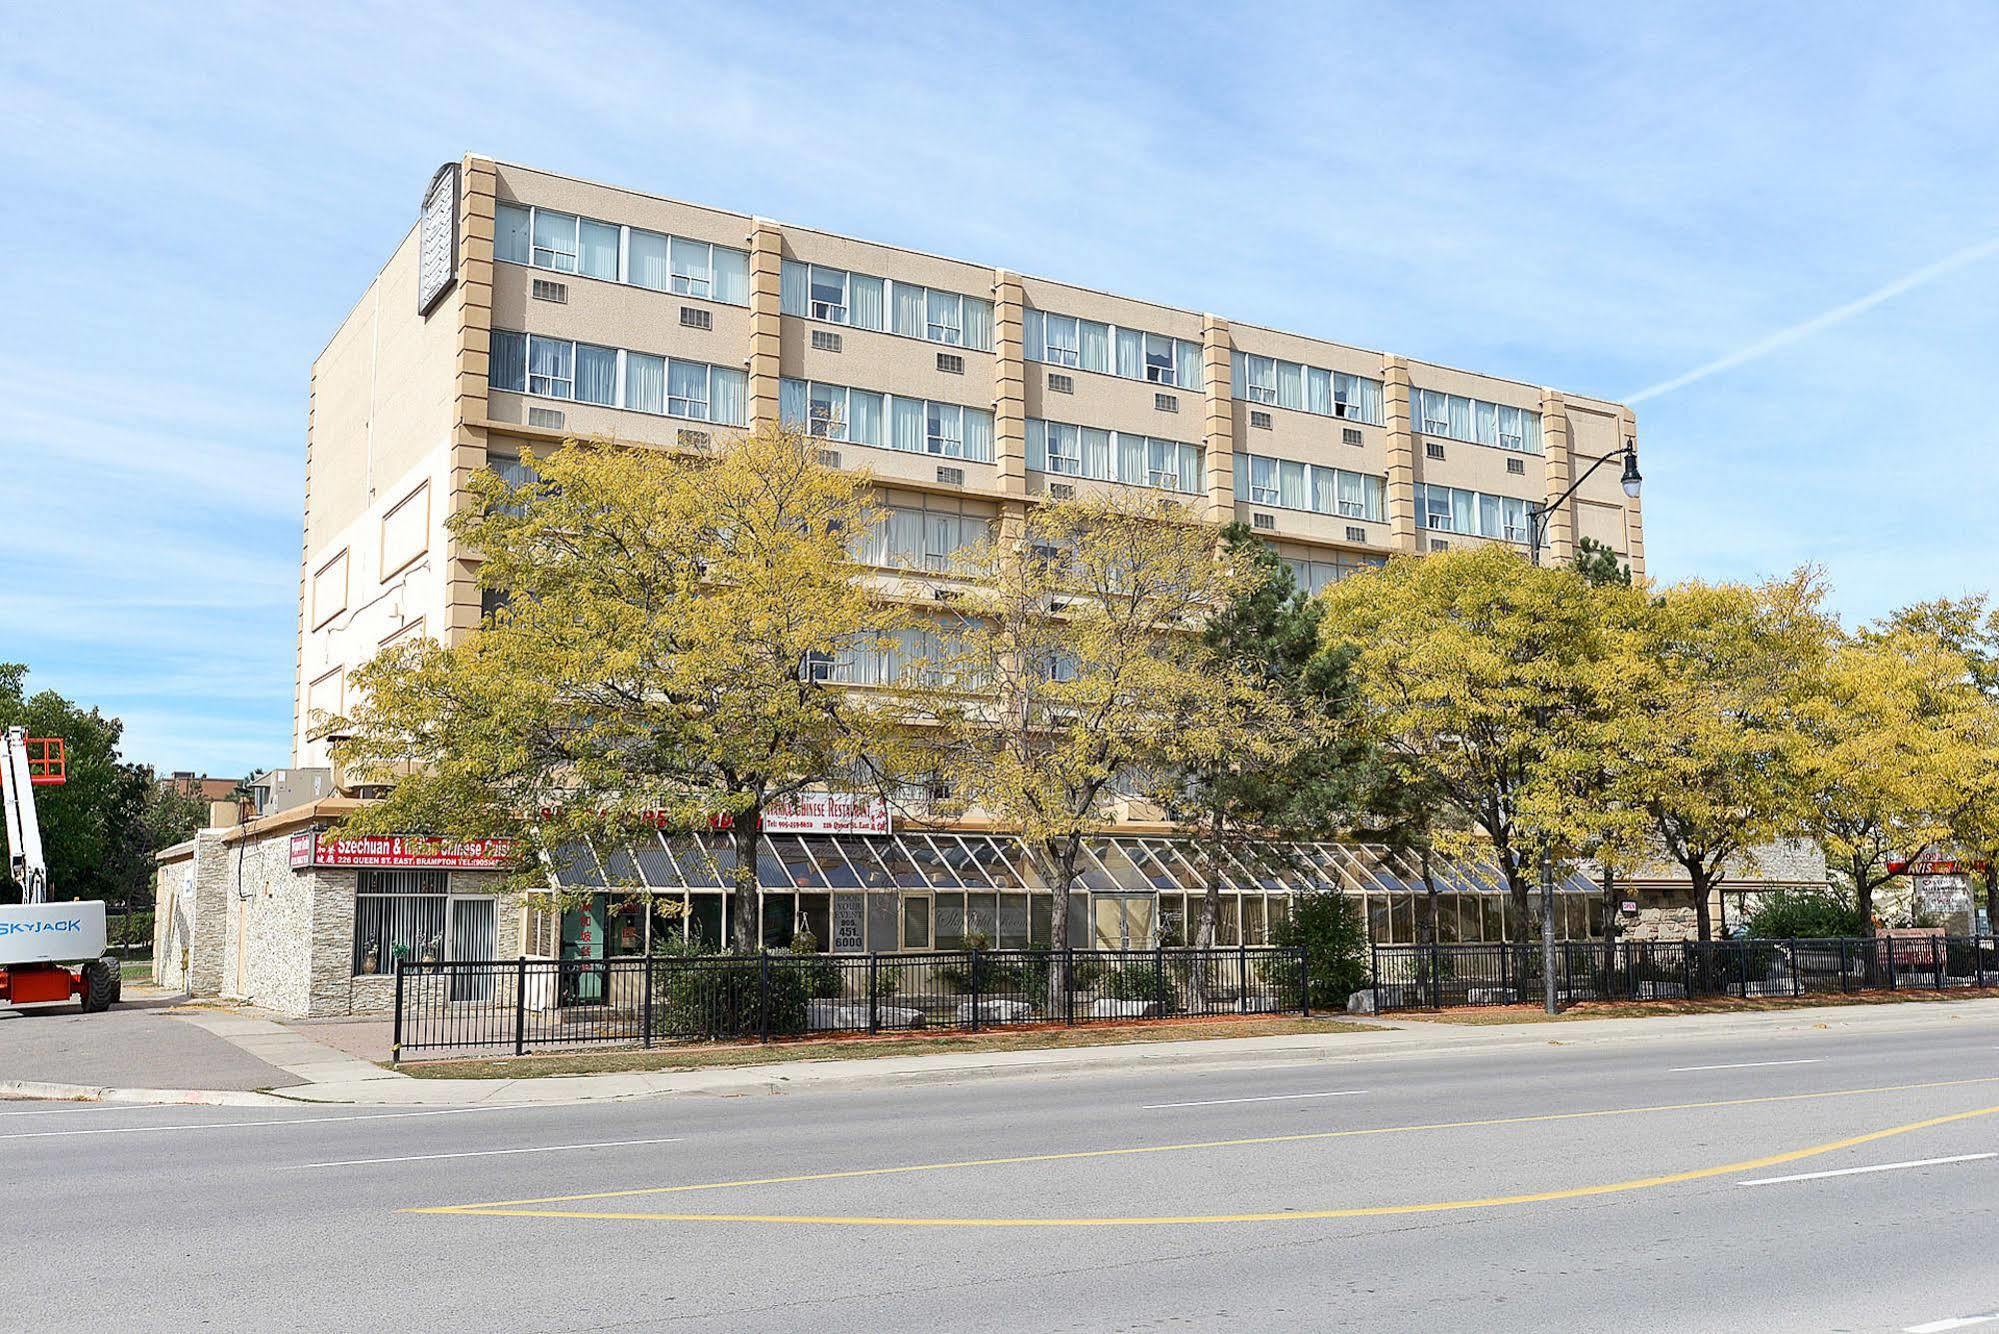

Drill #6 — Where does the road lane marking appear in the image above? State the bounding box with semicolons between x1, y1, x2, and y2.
1906;1315;1999;1333
0;1103;590;1141
412;1099;1999;1228
283;1137;683;1170
1141;1091;1367;1110
1737;1152;1996;1187
1669;1059;1823;1072
409;1073;1999;1221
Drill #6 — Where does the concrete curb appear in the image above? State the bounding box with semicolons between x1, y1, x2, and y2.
0;1079;292;1107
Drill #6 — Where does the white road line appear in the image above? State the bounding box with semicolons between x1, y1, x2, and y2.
1142;1090;1367;1110
1669;1058;1823;1073
0;1103;589;1141
1739;1153;1996;1188
282;1136;684;1170
1905;1314;1999;1333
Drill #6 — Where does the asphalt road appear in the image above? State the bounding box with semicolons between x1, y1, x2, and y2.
7;1009;1999;1332
0;994;301;1090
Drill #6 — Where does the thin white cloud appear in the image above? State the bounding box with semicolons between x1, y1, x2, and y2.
1626;233;1999;404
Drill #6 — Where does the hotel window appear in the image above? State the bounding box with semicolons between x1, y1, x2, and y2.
493;330;745;425
1042;313;1082;368
495;203;749;304
574;344;617;406
1031;311;1198;387
1144;333;1176;385
624;353;664;414
1232;351;1384;425
926;402;964;456
1413;389;1541;453
629;229;669;290
809;382;849;440
1232;452;1385;521
488;329;527;393
926;289;962;344
1413;484;1527;539
668;236;715;298
1025;420;1200;492
667;359;710;419
1238;352;1278;405
528;336;573;398
783;380;987;460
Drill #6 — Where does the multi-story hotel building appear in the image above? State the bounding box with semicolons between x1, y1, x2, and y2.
156;154;1668;1015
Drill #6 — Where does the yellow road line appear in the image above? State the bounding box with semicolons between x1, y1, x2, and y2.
415;1100;1999;1228
410;1074;1999;1217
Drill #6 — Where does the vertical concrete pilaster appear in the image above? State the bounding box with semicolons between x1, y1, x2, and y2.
993;270;1028;497
445;154;498;643
1383;357;1418;553
748;219;784;430
1202;316;1235;522
1540;390;1577;564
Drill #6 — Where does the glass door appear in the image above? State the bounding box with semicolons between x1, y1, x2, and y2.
1093;896;1157;950
446;897;497;1001
900;893;933;951
560;896;608;1005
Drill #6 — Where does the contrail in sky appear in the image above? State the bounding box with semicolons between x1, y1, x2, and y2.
1625;232;1999;404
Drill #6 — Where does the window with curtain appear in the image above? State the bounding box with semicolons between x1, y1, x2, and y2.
1115;328;1142;379
1279;459;1309;509
926;403;962;456
1276;360;1305;411
1177;441;1201;494
926;289;962;344
1417;389;1449;434
1451;487;1476;534
1044;314;1081;367
1026;419;1047;470
712;248;749;306
629;230;669;290
528;336;573;398
848;388;884;445
1250;454;1278;505
668;237;712;297
1023;308;1046;363
1307;366;1333;416
1363;475;1386;521
711;367;746;426
1311;465;1337;514
1501;495;1529;541
1244;354;1277;404
1082;427;1113;480
893;283;924;338
1175;339;1201;392
1475;399;1501;446
580;220;619;280
1336;470;1365;518
1045;423;1081;474
531;210;578;272
1118;432;1146;485
575;344;617;405
781;259;808;316
1147;439;1178;489
1447;394;1473;442
780;377;807;427
1144;334;1175;385
962;407;993;461
1078;320;1110;373
1479;493;1503;537
809;265;848;322
892;396;925;453
488;330;527;393
624;352;664;413
809;382;848;439
850;273;885;331
962;297;992;351
667;359;709;420
496;204;531;265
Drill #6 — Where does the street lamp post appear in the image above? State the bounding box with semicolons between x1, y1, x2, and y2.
1527;438;1643;567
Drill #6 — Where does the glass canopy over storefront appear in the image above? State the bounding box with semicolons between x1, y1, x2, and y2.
541;831;1605;952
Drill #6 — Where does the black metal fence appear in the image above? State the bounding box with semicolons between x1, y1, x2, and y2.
392;945;1308;1060
1370;935;1999;1011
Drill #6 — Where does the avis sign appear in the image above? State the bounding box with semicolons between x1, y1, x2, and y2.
289;832;518;871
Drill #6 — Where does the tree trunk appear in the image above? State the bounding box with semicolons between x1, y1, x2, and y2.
1419;847;1439;946
1194;812;1222;950
1599;863;1619;979
1855;861;1876;939
730;798;762;953
1984;866;1996;937
1692;867;1714;944
1505;851;1532;946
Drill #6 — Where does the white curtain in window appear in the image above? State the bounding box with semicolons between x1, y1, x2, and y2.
1233;454;1251;501
1502;495;1528;537
892;396;925;453
893;284;925;338
1279;459;1308;509
532;210;577;271
1447;395;1473;441
670;238;711;295
1336;469;1364;516
1354;376;1383;426
1416;389;1444;431
580;221;619;280
1475;399;1500;446
629;230;669;290
1252;454;1278;500
1177;442;1201;494
1247;355;1276;403
849;273;884;331
1082;427;1113;480
668;360;710;419
849;389;884;445
1175;340;1201;392
712;247;749;305
1277;361;1305;411
809;382;847;439
1080;321;1110;373
1451;487;1476;533
1116;328;1143;379
1363;476;1385;522
963;407;993;461
780;377;807;426
962;297;992;351
927;402;963;455
926;290;962;343
575;345;617;405
528;337;572;396
888;508;924;566
1023;308;1045;362
1479;493;1503;537
711;367;746;426
495;204;532;265
1522;410;1543;454
1230;349;1248;400
1306;367;1333;416
624;352;664;413
1047;423;1080;474
781;260;808;316
488;330;527;392
1045;315;1079;367
1118;432;1145;485
1026;419;1047;470
1312;465;1337;513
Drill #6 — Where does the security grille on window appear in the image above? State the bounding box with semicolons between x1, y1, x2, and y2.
936;466;964;485
681;306;713;330
936;352;964;374
1426;442;1446;460
1343;428;1363;447
812;329;842;352
352;870;448;975
531;278;567;303
1154;393;1177;413
1048;373;1074;394
1252;512;1275;530
1507;457;1526;475
1250;410;1273;429
1347;525;1368;543
527;407;565;429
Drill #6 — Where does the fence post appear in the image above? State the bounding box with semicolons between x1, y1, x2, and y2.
758;951;771;1043
1298;945;1310;1016
1499;940;1511;1004
1429;941;1441;1011
1886;937;1897;991
1738;940;1748;1000
1838;938;1850;994
868;952;880;1034
969;947;983;1033
1933;936;1945;991
1979;935;1989;990
513;956;527;1056
1788;938;1800;998
1065;947;1076;1026
642;954;655;1049
1154;943;1166;1019
1239;940;1249;1012
391;960;405;1065
1370;942;1380;1012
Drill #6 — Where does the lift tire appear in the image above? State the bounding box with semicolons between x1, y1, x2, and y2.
81;957;119;1012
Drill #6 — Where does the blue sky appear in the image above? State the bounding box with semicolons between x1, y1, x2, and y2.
4;2;1997;777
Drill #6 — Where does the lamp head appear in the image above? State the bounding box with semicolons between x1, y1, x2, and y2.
1620;442;1642;499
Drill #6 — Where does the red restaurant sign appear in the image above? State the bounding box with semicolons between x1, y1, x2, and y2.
696;793;892;836
1887;858;1990;876
289;832;519;871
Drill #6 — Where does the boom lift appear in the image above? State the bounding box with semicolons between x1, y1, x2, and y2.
1;727;120;1011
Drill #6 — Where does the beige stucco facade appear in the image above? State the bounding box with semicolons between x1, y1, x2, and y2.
293;155;1646;766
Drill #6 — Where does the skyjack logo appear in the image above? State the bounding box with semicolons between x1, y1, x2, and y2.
0;918;84;937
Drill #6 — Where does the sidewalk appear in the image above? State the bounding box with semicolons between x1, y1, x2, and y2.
7;992;1993;1109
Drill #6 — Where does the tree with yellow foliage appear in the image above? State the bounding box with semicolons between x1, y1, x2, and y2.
333;425;909;951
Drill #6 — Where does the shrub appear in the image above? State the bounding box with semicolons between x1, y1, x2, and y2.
654;956;812;1039
1743;889;1866;939
1273;889;1368;1009
1098;958;1176;1009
